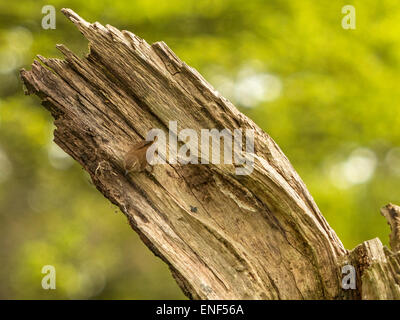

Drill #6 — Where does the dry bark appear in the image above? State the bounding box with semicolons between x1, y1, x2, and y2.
20;9;400;299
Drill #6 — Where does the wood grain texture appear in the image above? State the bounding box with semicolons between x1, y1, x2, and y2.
20;9;400;299
380;204;400;253
347;238;400;299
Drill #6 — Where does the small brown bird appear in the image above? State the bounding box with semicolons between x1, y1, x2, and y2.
123;140;155;175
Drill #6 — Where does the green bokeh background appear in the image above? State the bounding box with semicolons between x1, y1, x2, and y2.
1;0;399;299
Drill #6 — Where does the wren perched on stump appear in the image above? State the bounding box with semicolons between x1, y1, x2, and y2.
123;140;155;175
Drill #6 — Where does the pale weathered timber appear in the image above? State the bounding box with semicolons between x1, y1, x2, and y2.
20;9;400;299
380;204;400;253
346;237;400;299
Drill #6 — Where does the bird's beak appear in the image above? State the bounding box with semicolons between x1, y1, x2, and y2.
125;170;129;176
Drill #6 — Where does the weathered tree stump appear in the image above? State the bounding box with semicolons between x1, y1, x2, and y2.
20;9;400;299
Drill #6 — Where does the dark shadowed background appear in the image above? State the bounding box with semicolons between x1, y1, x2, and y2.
0;0;399;299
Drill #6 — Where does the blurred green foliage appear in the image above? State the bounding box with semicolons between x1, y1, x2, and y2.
0;0;399;299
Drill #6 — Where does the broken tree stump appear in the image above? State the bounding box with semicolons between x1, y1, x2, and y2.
20;9;400;299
